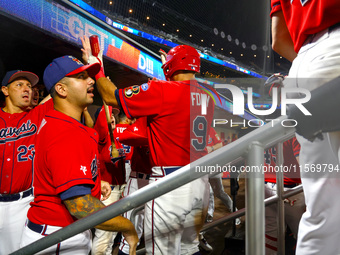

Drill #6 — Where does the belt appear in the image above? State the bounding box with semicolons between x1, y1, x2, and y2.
129;171;150;180
330;22;340;32
27;220;47;235
151;166;181;178
265;182;297;188
0;187;33;202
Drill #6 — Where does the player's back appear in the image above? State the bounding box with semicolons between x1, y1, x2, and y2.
117;79;215;167
147;79;214;166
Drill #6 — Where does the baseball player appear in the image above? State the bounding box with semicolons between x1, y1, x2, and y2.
200;128;240;252
19;55;138;254
117;116;152;255
271;1;340;253
264;137;305;254
0;70;53;254
83;36;215;254
92;105;126;255
206;127;238;222
114;111;135;183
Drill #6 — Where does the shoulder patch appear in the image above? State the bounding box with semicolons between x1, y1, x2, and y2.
124;85;140;98
141;83;149;91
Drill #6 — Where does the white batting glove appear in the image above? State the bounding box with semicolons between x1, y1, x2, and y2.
88;50;103;67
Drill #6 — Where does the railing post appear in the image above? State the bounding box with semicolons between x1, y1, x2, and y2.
276;142;285;254
246;141;265;255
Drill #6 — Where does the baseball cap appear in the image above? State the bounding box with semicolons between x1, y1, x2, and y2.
112;108;120;115
43;55;101;92
1;70;39;87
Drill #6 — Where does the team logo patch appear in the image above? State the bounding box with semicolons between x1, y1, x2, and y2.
125;88;133;97
124;85;140;98
91;155;98;180
68;55;83;65
141;83;149;91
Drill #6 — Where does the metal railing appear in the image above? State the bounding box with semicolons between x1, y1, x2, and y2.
11;116;296;255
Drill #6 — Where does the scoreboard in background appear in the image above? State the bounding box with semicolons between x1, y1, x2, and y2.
0;0;165;80
0;0;263;123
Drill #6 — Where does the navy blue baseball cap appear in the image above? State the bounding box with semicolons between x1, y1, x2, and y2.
1;70;39;87
43;55;101;92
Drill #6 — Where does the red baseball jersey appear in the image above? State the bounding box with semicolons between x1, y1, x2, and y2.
94;106;125;185
264;137;301;185
0;99;53;194
117;117;148;147
207;128;222;146
114;124;133;162
270;0;340;52
116;79;215;166
117;117;152;175
28;110;101;227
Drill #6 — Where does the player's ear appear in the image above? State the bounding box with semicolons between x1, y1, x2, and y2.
54;82;67;98
1;86;9;97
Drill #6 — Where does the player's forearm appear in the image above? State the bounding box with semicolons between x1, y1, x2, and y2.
271;11;297;62
63;194;136;233
213;142;223;151
83;108;94;128
96;77;119;107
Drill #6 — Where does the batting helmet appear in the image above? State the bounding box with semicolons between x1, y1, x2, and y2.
161;45;200;80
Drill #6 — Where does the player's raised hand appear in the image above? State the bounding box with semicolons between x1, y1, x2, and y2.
80;35;103;66
80;36;91;64
100;180;111;201
159;49;167;65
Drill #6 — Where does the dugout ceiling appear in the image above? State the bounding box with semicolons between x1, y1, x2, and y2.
0;2;260;133
0;11;149;106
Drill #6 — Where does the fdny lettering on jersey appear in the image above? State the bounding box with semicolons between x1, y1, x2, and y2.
0;120;37;143
191;92;210;106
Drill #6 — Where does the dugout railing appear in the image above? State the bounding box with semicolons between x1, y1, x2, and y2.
11;115;297;255
131;183;303;255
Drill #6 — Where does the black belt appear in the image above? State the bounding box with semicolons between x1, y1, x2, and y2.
0;187;33;202
27;219;45;234
130;172;151;180
330;22;340;32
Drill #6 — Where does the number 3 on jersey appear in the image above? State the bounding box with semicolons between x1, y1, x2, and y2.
17;144;35;162
192;116;208;151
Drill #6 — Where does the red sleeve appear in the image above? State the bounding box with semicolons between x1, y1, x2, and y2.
29;97;54;120
118;117;148;146
117;80;163;119
93;106;110;144
270;0;282;17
